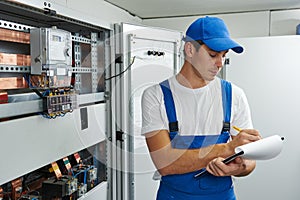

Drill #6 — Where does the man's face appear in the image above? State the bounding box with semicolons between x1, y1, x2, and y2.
189;43;228;82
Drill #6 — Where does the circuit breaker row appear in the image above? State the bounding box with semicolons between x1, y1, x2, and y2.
0;150;101;200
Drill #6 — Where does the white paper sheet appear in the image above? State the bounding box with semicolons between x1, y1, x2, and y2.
235;135;284;160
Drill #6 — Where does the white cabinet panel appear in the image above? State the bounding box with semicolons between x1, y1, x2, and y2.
0;103;106;185
226;36;300;200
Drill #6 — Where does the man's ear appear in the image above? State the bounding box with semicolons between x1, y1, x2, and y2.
184;42;193;57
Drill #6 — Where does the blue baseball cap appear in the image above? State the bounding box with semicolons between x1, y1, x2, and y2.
183;16;243;53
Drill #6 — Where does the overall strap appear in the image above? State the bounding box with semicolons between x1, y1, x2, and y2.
221;79;232;132
159;80;178;133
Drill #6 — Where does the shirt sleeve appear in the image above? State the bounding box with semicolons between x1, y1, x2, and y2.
141;84;168;135
230;84;254;136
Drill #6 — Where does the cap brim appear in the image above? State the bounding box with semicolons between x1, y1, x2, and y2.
204;38;244;54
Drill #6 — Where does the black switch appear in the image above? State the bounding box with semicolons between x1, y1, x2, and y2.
80;107;88;130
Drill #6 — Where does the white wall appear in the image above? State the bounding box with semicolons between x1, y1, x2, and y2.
142;11;270;38
21;0;300;37
270;9;300;35
143;9;300;38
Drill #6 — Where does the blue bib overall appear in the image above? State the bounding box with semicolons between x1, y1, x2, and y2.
157;79;235;200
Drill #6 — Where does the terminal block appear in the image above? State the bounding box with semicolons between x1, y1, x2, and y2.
44;93;77;115
42;89;78;118
77;183;87;197
87;167;97;189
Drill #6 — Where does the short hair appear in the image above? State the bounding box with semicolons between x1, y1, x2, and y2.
183;40;204;57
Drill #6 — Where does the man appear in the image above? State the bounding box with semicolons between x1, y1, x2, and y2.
141;16;261;199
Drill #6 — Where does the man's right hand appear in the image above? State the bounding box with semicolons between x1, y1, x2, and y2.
227;129;261;154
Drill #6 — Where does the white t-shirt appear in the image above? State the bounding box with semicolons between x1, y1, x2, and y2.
141;76;253;136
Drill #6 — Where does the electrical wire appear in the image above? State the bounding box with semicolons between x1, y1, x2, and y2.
73;165;95;185
23;74;34;88
84;170;87;184
105;56;136;80
73;170;84;179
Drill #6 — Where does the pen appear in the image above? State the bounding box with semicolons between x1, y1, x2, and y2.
233;126;242;132
194;150;245;178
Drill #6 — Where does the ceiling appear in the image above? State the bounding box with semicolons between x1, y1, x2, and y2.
104;0;300;19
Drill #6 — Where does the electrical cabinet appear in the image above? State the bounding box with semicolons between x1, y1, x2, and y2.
0;1;111;199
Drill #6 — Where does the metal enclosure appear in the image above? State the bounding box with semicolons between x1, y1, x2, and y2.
226;36;300;200
0;0;112;199
112;23;183;200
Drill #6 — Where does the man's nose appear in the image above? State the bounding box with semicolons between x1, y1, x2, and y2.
216;56;224;68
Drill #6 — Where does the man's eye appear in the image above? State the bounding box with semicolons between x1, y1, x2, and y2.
209;54;217;58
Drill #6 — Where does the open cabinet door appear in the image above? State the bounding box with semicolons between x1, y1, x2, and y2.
111;23;183;200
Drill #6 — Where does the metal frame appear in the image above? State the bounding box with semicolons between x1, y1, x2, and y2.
113;23;125;200
0;93;105;119
0;65;30;73
91;33;98;93
105;28;116;200
72;35;92;44
74;33;82;91
112;22;183;200
0;19;32;32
